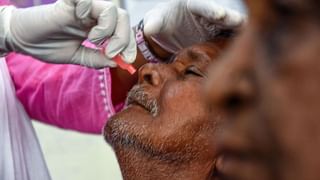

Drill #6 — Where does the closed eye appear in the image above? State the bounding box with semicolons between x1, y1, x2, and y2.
184;66;205;78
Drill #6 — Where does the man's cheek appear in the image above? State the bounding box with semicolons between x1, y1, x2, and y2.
164;81;201;100
162;85;201;111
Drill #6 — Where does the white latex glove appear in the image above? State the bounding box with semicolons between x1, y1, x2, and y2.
144;0;247;53
0;0;136;68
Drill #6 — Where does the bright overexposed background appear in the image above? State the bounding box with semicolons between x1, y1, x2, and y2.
121;0;169;25
33;122;123;180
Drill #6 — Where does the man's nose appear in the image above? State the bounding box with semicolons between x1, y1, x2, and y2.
138;63;162;86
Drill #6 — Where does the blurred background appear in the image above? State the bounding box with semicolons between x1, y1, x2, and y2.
6;0;167;179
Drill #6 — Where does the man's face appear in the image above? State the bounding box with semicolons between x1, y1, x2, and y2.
104;41;227;179
207;0;320;179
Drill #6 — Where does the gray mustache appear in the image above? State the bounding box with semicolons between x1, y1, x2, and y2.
126;85;159;117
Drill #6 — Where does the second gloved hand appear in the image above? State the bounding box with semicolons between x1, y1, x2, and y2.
144;0;247;53
0;0;136;68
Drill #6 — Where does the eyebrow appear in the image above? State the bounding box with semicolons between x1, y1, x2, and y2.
187;50;203;62
171;49;206;64
186;49;211;65
174;48;212;65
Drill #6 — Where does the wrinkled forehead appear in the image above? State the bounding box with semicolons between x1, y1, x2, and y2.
174;41;229;67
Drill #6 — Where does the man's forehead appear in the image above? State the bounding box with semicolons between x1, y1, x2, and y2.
174;43;220;65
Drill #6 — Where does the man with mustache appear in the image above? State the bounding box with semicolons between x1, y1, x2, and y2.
206;0;320;179
104;39;230;180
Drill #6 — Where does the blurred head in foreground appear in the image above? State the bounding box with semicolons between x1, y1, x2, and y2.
207;0;320;179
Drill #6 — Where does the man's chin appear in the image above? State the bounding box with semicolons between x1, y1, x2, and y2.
103;112;123;146
103;105;153;148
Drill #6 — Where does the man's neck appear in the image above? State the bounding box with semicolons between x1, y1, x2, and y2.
114;145;213;180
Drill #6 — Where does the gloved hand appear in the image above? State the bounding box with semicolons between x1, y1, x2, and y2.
144;0;247;53
0;0;136;68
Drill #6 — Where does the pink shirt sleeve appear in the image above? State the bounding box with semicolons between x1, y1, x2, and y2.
6;53;124;134
0;0;10;5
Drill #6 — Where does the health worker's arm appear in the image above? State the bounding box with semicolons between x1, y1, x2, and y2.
0;0;136;67
5;33;169;134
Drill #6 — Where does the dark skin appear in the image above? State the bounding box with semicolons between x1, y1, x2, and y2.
111;34;172;106
206;0;320;179
105;40;229;180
